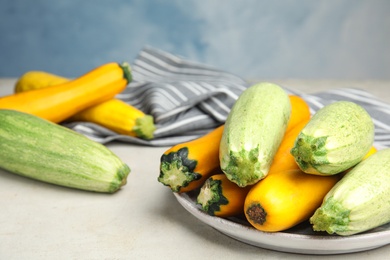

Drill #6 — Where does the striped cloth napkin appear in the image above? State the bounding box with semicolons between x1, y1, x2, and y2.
64;46;390;148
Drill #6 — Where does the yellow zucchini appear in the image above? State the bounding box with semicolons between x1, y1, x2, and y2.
285;95;310;133
267;118;310;175
13;70;155;139
68;99;155;139
14;71;68;93
197;173;251;217
0;62;131;123
158;125;224;193
244;169;340;232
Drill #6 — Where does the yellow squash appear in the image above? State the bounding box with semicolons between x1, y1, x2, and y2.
0;62;131;123
158;125;224;193
14;69;155;139
285;95;310;133
244;169;340;232
197;173;251;217
14;71;69;93
363;145;377;159
69;99;155;139
262;95;311;176
267;118;310;175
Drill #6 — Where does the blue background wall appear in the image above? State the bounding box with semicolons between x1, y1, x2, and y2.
1;0;389;80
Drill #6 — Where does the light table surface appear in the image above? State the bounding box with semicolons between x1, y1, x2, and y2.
0;78;389;259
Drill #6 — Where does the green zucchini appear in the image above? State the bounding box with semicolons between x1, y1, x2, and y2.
310;148;390;236
219;82;291;187
291;101;374;176
0;109;130;193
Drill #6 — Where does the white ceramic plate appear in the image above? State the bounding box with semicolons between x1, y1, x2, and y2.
174;191;390;255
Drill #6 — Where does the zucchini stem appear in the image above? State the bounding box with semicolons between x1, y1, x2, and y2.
134;115;156;140
290;134;328;174
158;147;200;192
223;147;263;187
197;178;228;216
310;196;351;235
120;62;132;83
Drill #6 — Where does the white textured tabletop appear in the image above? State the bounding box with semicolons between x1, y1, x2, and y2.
0;78;389;259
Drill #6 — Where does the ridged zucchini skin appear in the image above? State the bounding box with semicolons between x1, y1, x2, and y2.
310;148;390;236
291;101;374;175
0;109;130;193
219;82;291;187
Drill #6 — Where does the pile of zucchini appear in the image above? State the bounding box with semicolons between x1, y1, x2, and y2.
0;63;133;193
158;82;390;236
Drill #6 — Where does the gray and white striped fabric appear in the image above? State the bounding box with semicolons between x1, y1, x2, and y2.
64;46;390;148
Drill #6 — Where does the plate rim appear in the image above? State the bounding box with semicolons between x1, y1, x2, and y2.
174;192;390;255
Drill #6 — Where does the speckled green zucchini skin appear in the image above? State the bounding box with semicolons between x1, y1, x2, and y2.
291;101;374;176
310;148;390;236
219;82;291;187
0;109;130;193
